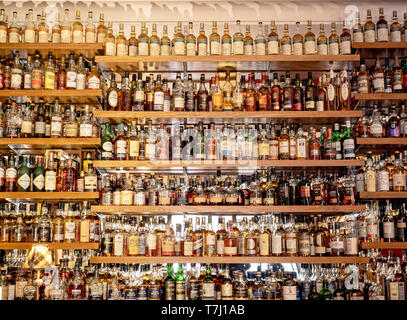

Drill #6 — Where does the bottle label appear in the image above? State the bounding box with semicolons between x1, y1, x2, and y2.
160;41;170;56
84;176;97;191
129;44;138;56
282;285;297;300
72;30;83;43
105;42;115;55
339;37;351;54
329;42;339;55
281;41;291;55
233;37;244;54
45;171;56;191
108;91;118;108
393;173;406;188
175;281;185;300
80;124;93;137
203;283;215;299
64;222;76;240
33;174;45;190
174;38;185;55
377;25;389;41
115;43;127;56
113;234;124;256
293;42;302;55
304;38;315;54
21;120;32;134
85;31;95;43
80;220;90;242
383;221;395;239
255;40;266;55
221;40;231;55
345;237;358;255
390;282;405;300
66;71;77;88
267;38;279;54
224;246;237;255
76;73;86;90
271;234;282;254
17;173;30;190
186;41;196;56
353;30;364;42
183;241;193;256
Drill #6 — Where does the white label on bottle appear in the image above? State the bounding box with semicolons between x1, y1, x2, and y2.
353;31;364;42
80;124;93;137
0;29;6;42
6;168;17;179
255;42;266;55
18;173;30;190
293;42;302;55
61;29;71;43
121;190;133;205
33;174;45;190
11;73;22;88
154;92;164;106
64;222;76;240
267;40;279;54
272;234;282;254
317;43;328;55
316;100;324;111
15;281;27;298
383;221;395;238
116;140;127;155
129;44;138;56
105;42;115;55
370;123;383;135
21;120;32;134
345;237;358;255
129;140;140;157
221;42;231;55
108;91;118;108
8;31;19;43
84;176;97;191
38;31;48;43
147;234;157;250
8;285;15;300
377;171;390;191
282;286;297;300
35;121;46;134
76;74;86;90
339;39;351;54
45;171;56;191
116;43;127;56
391;30;401;42
150;43;160;56
216;240;224;255
393;173;406;187
52;32;61;43
329;43;339;55
51;120;62;136
145;143;156;159
211;39;220;55
279;140;289;154
221;283;233;298
281;43;291;55
85;31;95;43
88;76;100;89
286;238;297;252
377;28;389;42
203;283;215;298
304;40;315;54
365;29;375;42
66;71;77;88
72;30;83;43
233;38;243;55
174;40;185;55
24;29;35;43
224;246;237;255
113;234;124;256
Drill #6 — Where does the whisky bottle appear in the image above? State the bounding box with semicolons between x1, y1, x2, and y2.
353;11;364;43
66;52;77;89
364;9;376;42
210;21;221;55
119;71;131;111
44;53;55;90
37;11;48;43
316;24;328;55
211;73;223;111
45;153;57;192
221;23;232;56
377;8;389;42
85;11;96;43
0;9;7;43
104;21;116;56
243;24;254;55
128;25;138;56
254;22;266;55
107;73;118;111
51;13;61;43
267;20;279;54
329;22;339;55
233;20;244;55
116;23;128;56
17;156;30;192
33;156;45;192
281;24;291;55
339;21;351;55
8;12;20;43
173;21;185;56
10;52;22;89
186;22;197;56
222;70;234;111
149;23;160;56
96;13;107;43
160;25;171;56
138;22;149;56
60;9;71;43
304;20;316;55
292;22;303;55
258;72;270;110
72;10;83;43
196;73;209;111
24;9;35;43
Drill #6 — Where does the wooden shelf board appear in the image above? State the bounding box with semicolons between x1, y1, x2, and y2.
0;138;100;150
0;192;99;200
94;110;362;124
355;93;407;101
0;89;102;103
93;160;363;169
95;54;360;72
357;138;407;145
90;256;369;264
91;205;365;214
0;242;99;250
359;192;407;199
0;43;103;57
361;242;407;249
352;42;407;49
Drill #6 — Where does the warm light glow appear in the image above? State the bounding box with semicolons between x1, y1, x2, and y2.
24;245;53;269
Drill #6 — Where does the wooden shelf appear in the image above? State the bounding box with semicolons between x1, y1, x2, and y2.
93;159;363;169
0;138;100;150
0;192;99;200
361;242;407;249
357;138;407;145
94;110;362;124
0;242;99;250
355;93;407;101
0;89;102;103
95;54;360;72
90;256;369;264
0;43;103;57
352;42;407;49
359;192;407;199
91;205;365;214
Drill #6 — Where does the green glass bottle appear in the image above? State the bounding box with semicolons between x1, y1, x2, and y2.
308;281;321;301
318;279;333;300
164;264;175;300
33;156;45;192
101;122;114;160
202;264;215;300
175;264;185;300
17;155;31;192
